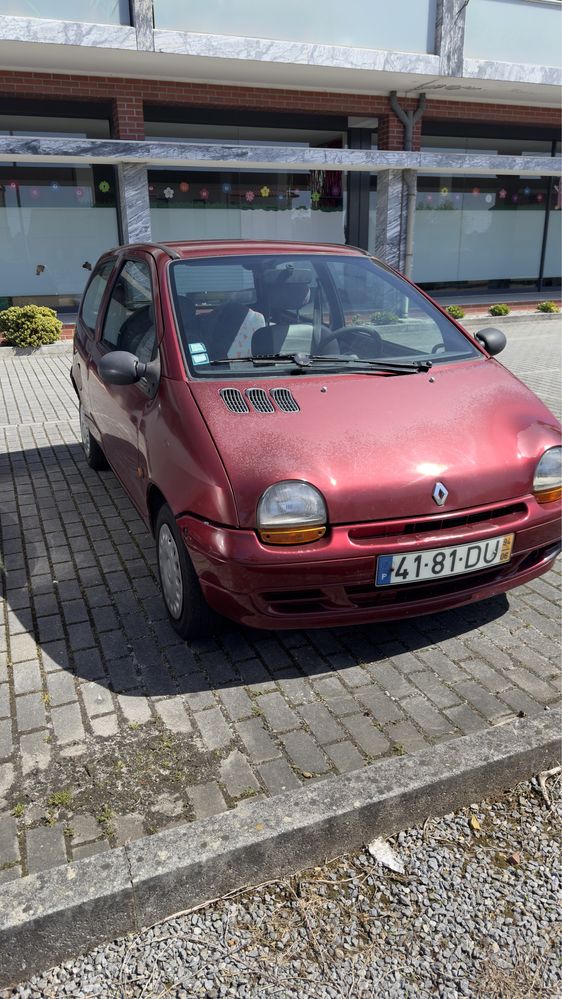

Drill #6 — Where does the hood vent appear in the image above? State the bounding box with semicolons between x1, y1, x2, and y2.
246;388;275;413
219;388;249;414
270;387;300;412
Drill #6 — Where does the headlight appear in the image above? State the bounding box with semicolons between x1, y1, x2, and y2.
257;480;327;544
533;446;562;504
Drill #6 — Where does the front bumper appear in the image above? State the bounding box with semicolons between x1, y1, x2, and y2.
178;495;561;630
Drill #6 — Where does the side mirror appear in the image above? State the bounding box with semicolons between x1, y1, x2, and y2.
475;327;507;357
99;350;147;385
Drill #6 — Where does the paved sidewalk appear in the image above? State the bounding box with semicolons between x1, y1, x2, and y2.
0;322;560;882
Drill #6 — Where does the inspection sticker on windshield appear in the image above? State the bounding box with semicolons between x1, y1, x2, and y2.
375;534;514;587
188;342;209;365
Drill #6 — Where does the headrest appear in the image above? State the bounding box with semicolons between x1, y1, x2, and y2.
266;282;311;313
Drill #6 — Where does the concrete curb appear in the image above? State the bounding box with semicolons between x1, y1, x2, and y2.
1;708;560;987
462;312;561;328
0;342;73;356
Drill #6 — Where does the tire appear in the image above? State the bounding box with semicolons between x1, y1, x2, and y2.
155;503;217;640
79;402;108;471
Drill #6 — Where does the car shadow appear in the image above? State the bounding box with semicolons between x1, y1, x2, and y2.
1;439;512;700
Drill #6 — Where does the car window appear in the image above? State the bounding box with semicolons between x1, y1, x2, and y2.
80;260;114;335
169;253;479;377
101;259;157;364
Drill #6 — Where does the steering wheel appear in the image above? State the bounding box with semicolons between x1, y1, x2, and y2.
318;324;383;355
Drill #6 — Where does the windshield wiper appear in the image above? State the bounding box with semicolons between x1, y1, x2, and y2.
309;355;433;373
209;353;314;369
208;353;432;373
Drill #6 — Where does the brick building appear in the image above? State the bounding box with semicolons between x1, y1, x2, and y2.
0;0;560;314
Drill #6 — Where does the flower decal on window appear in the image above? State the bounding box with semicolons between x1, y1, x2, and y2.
245;190;255;203
221;183;231;194
440;186;449;196
30;188;40;200
179;181;190;193
260;186;270;198
98;181;110;193
498;189;507;199
75;187;84;200
163;187;174;199
199;188;209;200
311;192;321;204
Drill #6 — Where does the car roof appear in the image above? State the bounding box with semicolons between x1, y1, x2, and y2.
106;240;372;262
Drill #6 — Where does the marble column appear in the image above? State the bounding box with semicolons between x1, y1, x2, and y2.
373;170;407;272
131;0;154;51
435;0;467;77
117;163;152;244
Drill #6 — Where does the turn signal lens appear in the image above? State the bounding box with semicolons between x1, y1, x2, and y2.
533;446;562;503
259;525;326;546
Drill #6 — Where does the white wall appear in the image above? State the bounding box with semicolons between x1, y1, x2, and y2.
151;207;345;244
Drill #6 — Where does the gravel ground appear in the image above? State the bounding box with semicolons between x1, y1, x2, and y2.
4;773;560;999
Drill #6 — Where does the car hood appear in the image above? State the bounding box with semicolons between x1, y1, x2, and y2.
189;359;561;528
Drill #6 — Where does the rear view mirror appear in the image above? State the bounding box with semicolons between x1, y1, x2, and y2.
475;327;507;357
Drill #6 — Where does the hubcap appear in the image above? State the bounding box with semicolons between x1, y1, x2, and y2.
158;524;183;619
79;405;91;458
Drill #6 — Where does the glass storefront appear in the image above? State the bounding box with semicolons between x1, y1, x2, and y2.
413;173;559;290
0;164;119;312
149;169;346;244
0;1;130;23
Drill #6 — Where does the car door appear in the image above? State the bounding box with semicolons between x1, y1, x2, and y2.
87;254;160;515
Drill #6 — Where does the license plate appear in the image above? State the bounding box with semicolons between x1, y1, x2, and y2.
375;534;514;587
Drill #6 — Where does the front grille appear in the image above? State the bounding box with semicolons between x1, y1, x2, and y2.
219;388;249;414
349;502;527;543
246;388;275;413
270;387;300;412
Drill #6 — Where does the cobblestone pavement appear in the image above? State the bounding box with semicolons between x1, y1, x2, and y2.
0;321;560;882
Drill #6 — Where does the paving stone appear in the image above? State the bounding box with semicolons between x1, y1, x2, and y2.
73;647;105;682
452;683;511;722
498;687;545;719
113;813;145;846
0;865;21;884
343;715;390;758
218;686;254;722
335;665;371;688
186;782;228;820
275;675;316;705
508;668;558;704
0;685;9;719
365;663;416;699
11;659;42;696
461;659;510;694
220;749;260;799
323;694;360;717
72;840;110;861
51;702;85;744
154;698;192;734
416;648;466;684
67;622;95;651
256;692;300;733
9;632;38;664
71;815;101;845
356;686;404;725
62;599;88;625
91;714;119;738
46;671;77;707
81;681;114;719
0;762;14;798
20;730;52;774
312;676;348;701
183;688;216;712
0;719;13;760
445;703;489;735
258;758;301;795
195;707;233;751
324;740;365;774
118;692;153;726
401;696;455;738
385;720;428;754
26;823;67;874
411;671;461;709
0;815;18;865
280;731;330;774
236;718;281;763
298;702;346;745
15;693;46;733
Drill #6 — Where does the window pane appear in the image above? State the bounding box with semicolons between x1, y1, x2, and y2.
102;260;156;362
81;261;113;333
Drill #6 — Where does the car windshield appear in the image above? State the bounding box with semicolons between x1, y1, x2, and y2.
169;252;480;377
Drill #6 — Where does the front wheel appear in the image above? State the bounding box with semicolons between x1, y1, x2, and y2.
155;503;217;640
79;403;108;470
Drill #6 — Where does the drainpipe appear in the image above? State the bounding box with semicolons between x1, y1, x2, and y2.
389;92;425;279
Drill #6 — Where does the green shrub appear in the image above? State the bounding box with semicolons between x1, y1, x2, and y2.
446;304;465;320
0;305;62;347
489;303;510;317
536;300;560;313
369;310;400;325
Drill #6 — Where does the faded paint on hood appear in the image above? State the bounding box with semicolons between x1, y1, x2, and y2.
189;358;561;528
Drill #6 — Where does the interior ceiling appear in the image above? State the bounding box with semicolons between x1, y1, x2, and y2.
0;40;560;109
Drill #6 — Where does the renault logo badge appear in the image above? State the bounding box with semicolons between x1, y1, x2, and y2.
432;481;448;506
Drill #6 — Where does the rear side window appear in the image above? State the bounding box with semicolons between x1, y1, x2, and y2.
80;261;114;334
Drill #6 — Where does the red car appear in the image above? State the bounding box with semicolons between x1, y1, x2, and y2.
71;241;561;638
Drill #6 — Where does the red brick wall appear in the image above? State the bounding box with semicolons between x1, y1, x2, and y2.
0;70;559;149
